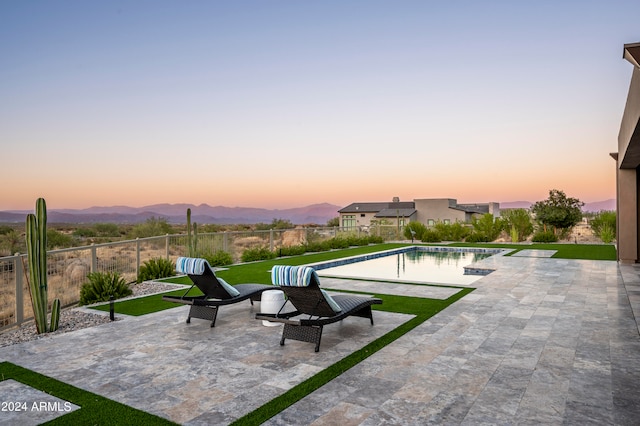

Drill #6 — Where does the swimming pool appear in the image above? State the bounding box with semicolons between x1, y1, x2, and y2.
312;246;502;286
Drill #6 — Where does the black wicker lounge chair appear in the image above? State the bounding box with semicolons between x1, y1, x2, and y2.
162;257;272;327
255;265;383;352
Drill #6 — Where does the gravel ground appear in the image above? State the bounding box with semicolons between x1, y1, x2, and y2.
0;281;182;348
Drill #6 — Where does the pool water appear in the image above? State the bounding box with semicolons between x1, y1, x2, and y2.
316;248;494;285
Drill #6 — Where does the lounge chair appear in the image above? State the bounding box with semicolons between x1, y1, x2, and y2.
255;265;383;352
162;257;272;327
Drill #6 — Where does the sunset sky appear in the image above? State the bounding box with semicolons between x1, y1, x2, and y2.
2;1;638;211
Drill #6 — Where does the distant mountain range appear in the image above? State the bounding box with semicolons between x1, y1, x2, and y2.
0;203;343;225
0;199;616;225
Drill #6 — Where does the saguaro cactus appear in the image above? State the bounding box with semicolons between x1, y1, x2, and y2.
186;208;198;257
25;198;60;333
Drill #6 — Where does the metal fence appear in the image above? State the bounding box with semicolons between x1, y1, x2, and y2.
0;225;400;332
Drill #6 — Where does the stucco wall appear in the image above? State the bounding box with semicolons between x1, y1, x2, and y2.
616;168;638;263
619;66;640;168
616;50;640;263
414;199;466;225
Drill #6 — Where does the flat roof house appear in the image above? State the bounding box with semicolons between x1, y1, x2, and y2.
613;42;640;263
338;200;417;229
339;198;499;229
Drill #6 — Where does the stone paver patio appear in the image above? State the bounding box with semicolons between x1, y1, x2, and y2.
1;254;639;425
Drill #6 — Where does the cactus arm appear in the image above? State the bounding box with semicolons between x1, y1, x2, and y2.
36;198;48;296
26;212;47;333
36;198;49;331
193;222;198;256
187;208;193;257
50;298;60;331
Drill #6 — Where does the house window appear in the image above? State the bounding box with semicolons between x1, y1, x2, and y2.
342;215;356;229
427;219;435;227
443;219;450;225
399;218;406;227
360;213;365;217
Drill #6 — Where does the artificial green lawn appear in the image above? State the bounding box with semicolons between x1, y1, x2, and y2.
0;362;177;425
13;242;617;425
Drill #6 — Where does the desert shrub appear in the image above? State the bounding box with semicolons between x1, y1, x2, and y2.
470;214;504;242
80;272;132;305
344;235;364;246
465;232;490;243
328;238;350;249
46;229;76;249
255;218;294;231
241;247;277;262
137;258;175;283
201;250;234;267
278;245;307;257
509;225;519;243
94;223;122;237
0;229;22;256
301;235;382;253
73;227;97;238
421;229;441;243
589;211;616;243
598;225;615;244
367;235;384;244
343;234;379;246
128;217;173;238
532;230;558;243
305;241;331;252
502;208;533;242
434;221;470;241
404;222;427;241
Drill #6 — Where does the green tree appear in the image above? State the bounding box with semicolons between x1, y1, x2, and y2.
326;217;339;227
501;208;534;242
531;189;584;236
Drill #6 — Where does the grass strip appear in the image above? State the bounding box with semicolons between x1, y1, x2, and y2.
91;285;195;316
0;362;177;425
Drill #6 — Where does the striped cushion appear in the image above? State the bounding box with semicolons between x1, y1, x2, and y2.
271;265;317;287
271;265;341;313
176;257;240;297
176;257;209;275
